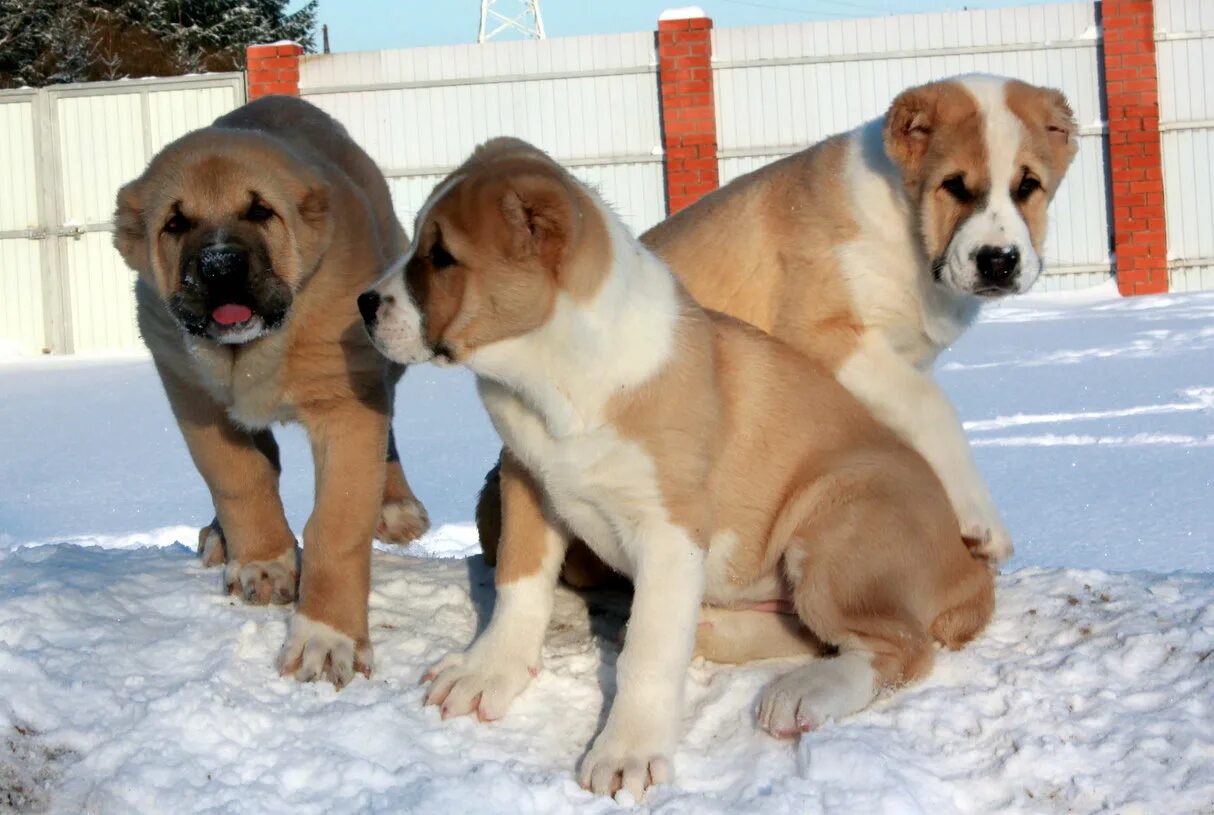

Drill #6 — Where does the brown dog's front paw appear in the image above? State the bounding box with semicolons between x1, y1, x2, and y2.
224;548;298;605
197;521;226;567
278;613;373;690
376;496;430;544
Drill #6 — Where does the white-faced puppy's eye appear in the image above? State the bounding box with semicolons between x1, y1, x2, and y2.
1015;173;1042;202
429;241;457;270
245;200;275;223
940;174;974;203
163;211;192;235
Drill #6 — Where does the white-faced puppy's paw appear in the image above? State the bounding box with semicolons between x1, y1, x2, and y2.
224;547;298;605
579;722;674;802
277;612;373;690
422;646;537;723
197;522;226;567
377;496;431;545
958;504;1014;565
757;653;877;738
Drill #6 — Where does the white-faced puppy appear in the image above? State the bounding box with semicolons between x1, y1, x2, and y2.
363;139;994;800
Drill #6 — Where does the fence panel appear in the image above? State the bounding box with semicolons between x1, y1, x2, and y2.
0;92;45;355
1155;0;1214;291
712;3;1111;292
299;33;665;235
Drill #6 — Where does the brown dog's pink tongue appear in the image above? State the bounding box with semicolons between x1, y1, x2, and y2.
211;304;253;325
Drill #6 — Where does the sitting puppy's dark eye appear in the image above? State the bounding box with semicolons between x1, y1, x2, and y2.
163;212;192;235
941;175;973;203
429;242;457;270
245;201;275;222
1016;175;1042;202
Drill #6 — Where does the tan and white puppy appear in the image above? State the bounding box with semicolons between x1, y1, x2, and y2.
362;139;994;800
649;74;1079;564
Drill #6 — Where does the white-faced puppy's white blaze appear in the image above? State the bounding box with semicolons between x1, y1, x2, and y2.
397;138;995;801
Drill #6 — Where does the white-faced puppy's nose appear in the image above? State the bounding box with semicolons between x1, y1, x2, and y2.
974;245;1020;289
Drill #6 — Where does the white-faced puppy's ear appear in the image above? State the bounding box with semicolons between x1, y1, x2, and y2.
113;179;149;273
883;85;937;181
499;173;579;272
1041;87;1079;181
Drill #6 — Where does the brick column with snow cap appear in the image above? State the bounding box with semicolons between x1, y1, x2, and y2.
657;7;719;215
246;41;303;100
1102;0;1168;296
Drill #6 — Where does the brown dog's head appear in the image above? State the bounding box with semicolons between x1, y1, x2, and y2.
883;75;1078;298
361;138;607;366
114;128;332;344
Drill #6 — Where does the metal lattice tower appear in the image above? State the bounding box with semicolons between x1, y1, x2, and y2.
478;0;546;43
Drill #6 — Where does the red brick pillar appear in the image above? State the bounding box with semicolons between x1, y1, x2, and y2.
246;42;303;100
1102;0;1167;295
657;10;719;215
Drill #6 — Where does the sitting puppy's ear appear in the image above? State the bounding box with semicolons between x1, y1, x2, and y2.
499;173;578;272
883;85;936;184
113;179;149;273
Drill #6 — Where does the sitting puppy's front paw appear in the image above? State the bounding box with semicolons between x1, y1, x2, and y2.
377;496;431;545
422;648;536;722
277;613;373;690
579;727;673;802
224;548;298;605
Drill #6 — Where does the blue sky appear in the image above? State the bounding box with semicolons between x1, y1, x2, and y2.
296;0;1057;53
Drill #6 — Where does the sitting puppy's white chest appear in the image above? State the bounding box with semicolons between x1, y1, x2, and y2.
479;380;665;575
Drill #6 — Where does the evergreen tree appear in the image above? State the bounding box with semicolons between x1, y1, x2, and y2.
0;0;318;88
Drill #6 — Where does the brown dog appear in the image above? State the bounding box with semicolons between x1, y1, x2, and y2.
362;139;993;798
114;96;428;687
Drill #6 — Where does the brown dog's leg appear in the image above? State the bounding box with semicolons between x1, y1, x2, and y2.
157;363;297;605
377;428;430;544
277;398;388;688
196;428;285;567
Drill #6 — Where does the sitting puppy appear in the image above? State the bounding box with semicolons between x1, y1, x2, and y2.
114;96;429;687
361;139;994;799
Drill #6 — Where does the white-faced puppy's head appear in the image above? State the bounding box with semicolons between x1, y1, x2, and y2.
360;138;607;367
115;129;332;345
883;75;1078;298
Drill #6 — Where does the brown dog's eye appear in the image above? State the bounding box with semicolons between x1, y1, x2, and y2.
941;175;973;203
163;213;192;235
429;242;456;270
245;201;274;222
1016;175;1042;202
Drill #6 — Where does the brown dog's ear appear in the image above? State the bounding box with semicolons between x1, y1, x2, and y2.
499;172;578;271
113;179;149;272
299;182;330;226
883;85;937;180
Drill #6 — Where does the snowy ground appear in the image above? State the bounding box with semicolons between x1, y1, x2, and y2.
1;282;1212;813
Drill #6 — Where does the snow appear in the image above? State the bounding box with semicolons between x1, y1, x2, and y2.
1;288;1213;813
658;7;708;22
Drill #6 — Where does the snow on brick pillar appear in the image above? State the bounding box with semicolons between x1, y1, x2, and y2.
246;43;303;100
657;9;719;215
1102;0;1168;296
